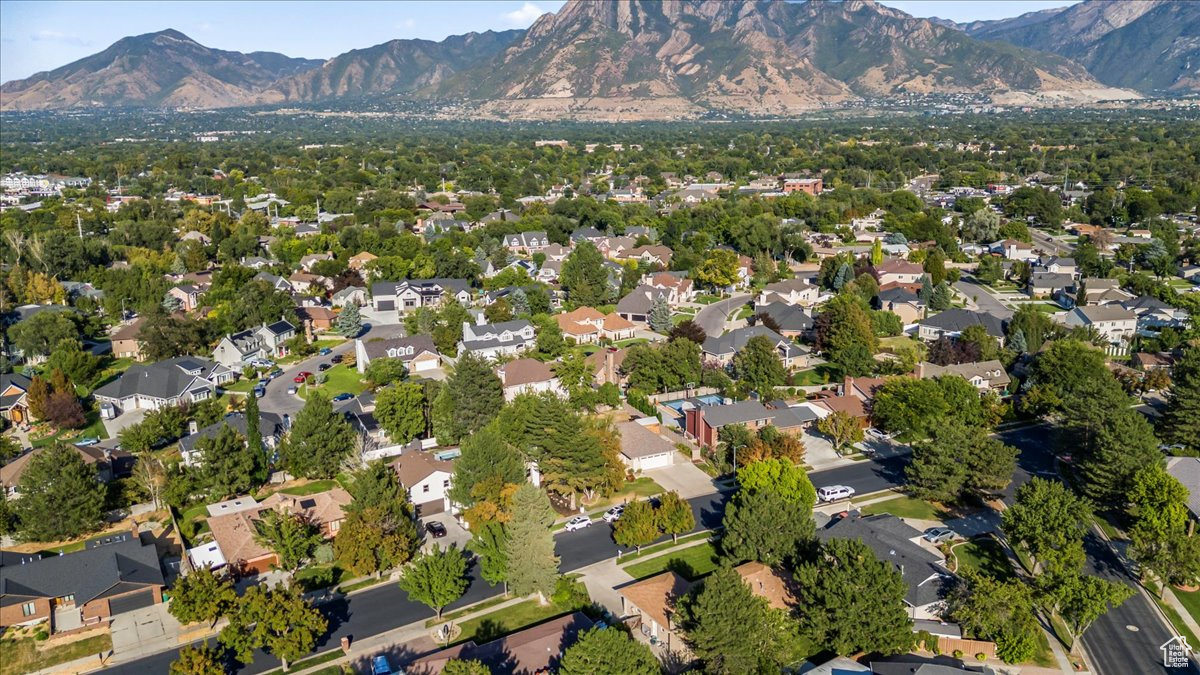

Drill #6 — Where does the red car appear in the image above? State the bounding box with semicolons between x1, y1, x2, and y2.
293;371;312;383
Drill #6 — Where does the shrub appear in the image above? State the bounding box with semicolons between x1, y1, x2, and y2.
976;653;987;662
34;629;49;641
953;649;964;659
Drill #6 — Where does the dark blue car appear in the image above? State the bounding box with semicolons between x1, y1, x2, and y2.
332;392;354;402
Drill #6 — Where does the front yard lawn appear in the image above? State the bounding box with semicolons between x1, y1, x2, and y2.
790;364;839;386
1175;587;1200;628
623;541;720;580
860;495;950;521
30;411;108;448
950;537;1014;581
450;578;591;645
0;630;112;675
298;364;367;399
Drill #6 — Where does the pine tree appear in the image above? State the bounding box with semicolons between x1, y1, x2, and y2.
648;293;672;334
281;392;356;479
336;303;362;337
243;392;267;484
732;335;786;395
509;288;530;317
832;263;853;290
1008;327;1028;354
919;274;933;303
721;488;813;566
871;239;883;266
448;427;525;508
439;353;504;444
398;545;469;619
468;521;510;593
678;564;799;673
14;444;106;542
929;281;953;311
199;425;261;499
505;484;559;603
375;382;426;445
1160;346;1200;454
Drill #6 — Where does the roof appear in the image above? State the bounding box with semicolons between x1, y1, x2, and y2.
920;309;1006;338
916;360;1011;388
702;325;806;359
878;286;921;304
1;444;131;489
297;307;336;321
763;279;816;295
698;400;774;428
178;412;288;456
390;452;454;488
617;419;676;460
361;335;439;363
1029;272;1074;287
585;347;627;373
616;285;669;315
371;278;471;297
0;534;163;605
1167;457;1200;520
873;259;924;275
603;313;635;331
559;306;605;323
497;358;556;388
735;561;795;610
1072;305;1137;323
0;372;32;410
110;317;146;342
619;571;694;630
818;514;950;608
93;358;217;401
755;302;814;332
770;405;820;429
207;488;351;565
406;612;594;675
263;319;296;336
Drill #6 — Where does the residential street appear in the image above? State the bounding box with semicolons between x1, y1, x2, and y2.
953;278;1013;319
256;324;396;418
693;294;751;337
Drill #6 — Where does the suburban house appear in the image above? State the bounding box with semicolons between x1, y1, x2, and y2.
542;242;572;262
871;260;925;286
810;375;888;427
915;360;1011;394
596;235;637;259
918;309;1006;343
818;513;952;620
1056;305;1137;345
94;357;234;418
496;358;564;402
371;279;472;315
390;452;454;516
211;320;297;367
167;285;202;312
1059;278;1133;307
701;325;811;370
753;303;814;338
336;392;390;454
616;245;673;267
0;531;165;630
642;271;696;304
1035;256;1076;276
1166;457;1200;521
355;334;442;375
458;319;536;360
990;239;1037;261
876;287;925;324
200;489;351;575
298;252;333;271
253;272;293;293
347;251;378;271
783;177;823;194
178;411;289;467
331;286;368;307
297;306;337;332
288;272;331;294
1122;295;1191;335
684;400;775;450
555;307;636;344
406;612;594;675
0;372;32;425
1028;272;1074;297
502;230;549;254
110;317;146;361
617;416;677;471
586;347;628;387
615;285;673;324
756;279;819;307
2;442;133;500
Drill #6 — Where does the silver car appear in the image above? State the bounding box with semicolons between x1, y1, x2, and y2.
923;527;957;544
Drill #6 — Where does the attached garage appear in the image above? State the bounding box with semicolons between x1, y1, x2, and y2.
410;354;440;372
107;589;156;616
375;299;395;312
618;418;677;472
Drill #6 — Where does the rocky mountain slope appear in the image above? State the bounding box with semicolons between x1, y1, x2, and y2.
0;29;322;110
961;0;1200;92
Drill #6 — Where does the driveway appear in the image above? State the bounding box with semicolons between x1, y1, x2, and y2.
419;512;470;553
110;604;180;658
802;429;844;470
102;408;147;438
953;279;1012;319
644;458;721;499
693;294;751;338
944;510;1002;539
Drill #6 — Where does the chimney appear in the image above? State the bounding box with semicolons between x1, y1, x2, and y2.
187;420;199;435
130;520;139;538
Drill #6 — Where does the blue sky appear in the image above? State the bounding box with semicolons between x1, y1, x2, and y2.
0;0;1078;83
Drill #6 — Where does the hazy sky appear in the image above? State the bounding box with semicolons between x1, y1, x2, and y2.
0;0;1078;83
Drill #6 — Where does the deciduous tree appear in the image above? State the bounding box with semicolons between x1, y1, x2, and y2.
252;510;324;573
375;382;427;445
732;335;786;396
613;499;659;553
170;641;226;675
656;490;695;544
816;410;863;453
399;545;469;619
219;584;327;671
169;566;238;628
559;627;660;675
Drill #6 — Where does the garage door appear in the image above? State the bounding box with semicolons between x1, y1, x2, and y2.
638;453;673;470
412;358;438;372
108;589;155;616
376;299;395;311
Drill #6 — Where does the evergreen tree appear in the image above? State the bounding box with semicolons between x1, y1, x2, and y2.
243;392;267;484
919;274;933;303
812;293;878;377
1160;346;1200;454
375;382;426;445
721;488;813;566
560;242;612;306
794;538;914;656
613;499;659;552
732;335;786;395
929;281;953;311
199;425;261;499
14;444;106;542
437;353;504;445
505;484;559;603
559;627;660;675
336;303;362;337
924;248;948;285
832;263;853;290
648;293;672;334
448;427;525;509
1007;327;1028;354
219;584;327;671
399;545;469;619
870;239;883;265
907;421;1018;503
509;288;530;317
468;521;511;593
168;566;238;628
656;490;695;543
26;375;50;421
281;392;356;479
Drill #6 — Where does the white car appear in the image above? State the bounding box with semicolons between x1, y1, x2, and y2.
603;505;625;523
564;515;592;532
817;485;856;503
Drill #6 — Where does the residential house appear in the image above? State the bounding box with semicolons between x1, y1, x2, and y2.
240;256;272;270
167;285;202;312
370;279;472;315
701;325;811;370
756;279;819;307
497;358;564;402
94;357;233;418
2;442;133;500
458;319;536;360
1122;295;1191;335
915;360;1011;394
347;251;377;271
1028;272;1075;297
202;489;351;575
615;285;671;324
293;223;320;237
596;236;637;260
810;375;888;427
355;334;441;375
618;571;694;652
0;372;32;425
626;225;658;242
871;260;925;286
617;245;672;267
536;259;562;282
1035;256;1076;276
477;209;520;226
406;612;594;675
178;411;288;468
990;239;1037;262
684;400;775;450
876;287;925;324
288;272;331;294
542;243;572;262
570;227;605;244
179;230;211;245
502;231;549;254
390;452;454;516
336;392;389;454
642;271;696;304
110;317;147;361
331;286;367;307
297;306;337;332
1056;305;1137;345
1166;457;1200;521
818;514;952;620
918;309;1006;342
783;177;823;195
252;272;293;293
586;347;628;387
1059;278;1133;307
1131;351;1178;372
211;320;297;367
617;417;677;471
0;533;164;629
752;303;813;338
555;307;636;344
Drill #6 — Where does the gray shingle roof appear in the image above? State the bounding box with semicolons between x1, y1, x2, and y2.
699;400;773;427
93;357;222;401
179;412;288;456
361;335;439;363
755;303;814;332
0;372;31;411
920;309;1006;338
818;514;951;608
0;535;163;605
702;325;806;359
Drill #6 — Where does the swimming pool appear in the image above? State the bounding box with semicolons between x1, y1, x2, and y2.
661;394;724;413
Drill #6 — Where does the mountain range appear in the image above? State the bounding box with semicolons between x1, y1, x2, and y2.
2;0;1190;118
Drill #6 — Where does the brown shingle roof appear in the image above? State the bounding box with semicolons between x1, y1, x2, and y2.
619;571;694;630
497;358;557;388
389;452;454;488
207;488;351;565
735;561;796;610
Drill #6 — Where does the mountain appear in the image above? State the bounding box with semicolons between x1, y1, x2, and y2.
446;0;1110;119
962;0;1200;92
0;29;322;110
256;30;523;104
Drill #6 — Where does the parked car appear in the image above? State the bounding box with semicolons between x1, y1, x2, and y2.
866;428;894;441
564;515;592;531
922;527;957;545
318;347;332;356
425;521;448;538
371;655;392;675
287;386;298;395
603;505;625;523
331;392;354;402
253;385;266;398
817;485;855;503
317;363;331;372
75;437;100;446
293;371;312;383
331;354;344;364
267;368;284;380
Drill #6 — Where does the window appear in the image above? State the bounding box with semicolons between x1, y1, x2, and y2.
423;484;430;493
21;602;37;617
443;479;450;488
58;594;74;604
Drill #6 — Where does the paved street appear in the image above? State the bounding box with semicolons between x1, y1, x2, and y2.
953;278;1013;319
693;294;751;338
1030;229;1074;256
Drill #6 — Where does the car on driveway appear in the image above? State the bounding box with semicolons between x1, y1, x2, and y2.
564;515;592;532
922;527;957;544
371;655;392;675
603;505;625;523
332;392;354;402
817;485;855;503
293;371;312;383
425;521;447;538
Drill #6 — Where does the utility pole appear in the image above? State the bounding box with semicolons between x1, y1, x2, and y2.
76;213;84;240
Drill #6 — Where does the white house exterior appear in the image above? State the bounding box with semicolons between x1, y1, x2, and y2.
93;357;232;418
458;319;536;360
355;335;441;374
1056;306;1137;345
496;359;565;402
212;320;297;368
390;452;455;515
371;279;472;315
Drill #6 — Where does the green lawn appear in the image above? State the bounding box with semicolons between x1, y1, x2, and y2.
552;477;665;531
1030;626;1059;668
790;364;839;386
695;294;722;305
734;305;754;320
1174;587;1200;627
615;531;713;564
623;541;720;580
30;410;108;448
951;537;1015;581
1157;595;1200;657
222;378;258;394
1167;278;1197;289
258;647;345;675
860;495;950;520
274;479;340;496
0;631;113;675
298;364;368;399
614;337;649;348
1021;302;1065;314
450;579;591;646
294;564;345;593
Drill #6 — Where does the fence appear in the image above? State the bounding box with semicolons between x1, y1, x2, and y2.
647;387;720;404
936;636;996;661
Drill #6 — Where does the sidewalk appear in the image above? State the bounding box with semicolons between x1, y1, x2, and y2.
1163;585;1200;639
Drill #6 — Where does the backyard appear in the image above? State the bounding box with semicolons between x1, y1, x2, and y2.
950;537;1014;581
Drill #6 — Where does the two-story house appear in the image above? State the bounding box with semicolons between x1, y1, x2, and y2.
211;320;297;368
178;411;289;467
756;279;819;307
355;334;442;375
1056;305;1138;345
502;231;549;254
870;260;925;286
701;325;811;370
641;272;696;305
371;279;472;315
458;319;537;360
915;360;1011;395
497;358;565;402
555;307;636;344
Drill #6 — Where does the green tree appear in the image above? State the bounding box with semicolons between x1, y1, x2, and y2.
1128;467;1200;587
813;293;878;376
336;303;362;337
560;242;612;306
219;583;327;671
656;491;695;544
441;660;491;675
46;339;103;387
448;427;525;510
696;249;741;290
398;544;469;619
505;484;559;603
794;538;913;656
1160;346;1200;453
732;335;786;395
870;239;884;265
736;458;816;506
169;566;238;628
364;358;408;388
375;382;427;445
334;506;418;577
243;393;267;485
721;488;813;566
8;311;79;358
435;352;504;445
14;444;106;542
559;627;660;675
197;425;262;499
170;641;226;675
944;570;1041;664
1006;305;1055;356
928;281;953;311
648;293;672;334
907;422;1017;503
1002;478;1091;575
468;521;510;593
281;393;356;479
817;410;864;453
924;248;947;286
1058;575;1133;639
613;499;659;553
253;510;324;573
